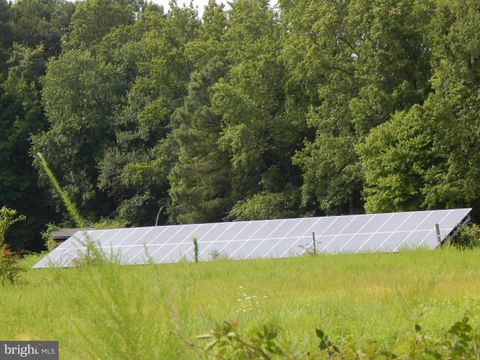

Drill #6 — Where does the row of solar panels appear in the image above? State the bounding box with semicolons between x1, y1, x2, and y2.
34;208;472;268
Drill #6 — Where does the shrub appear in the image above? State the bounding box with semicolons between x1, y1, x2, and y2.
0;207;25;284
0;206;26;246
41;223;60;252
70;264;177;359
228;189;300;221
194;320;286;359
453;224;480;249
0;244;23;284
209;249;229;261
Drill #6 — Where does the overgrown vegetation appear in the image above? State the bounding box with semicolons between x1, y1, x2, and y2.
41;223;59;252
192;320;286;359
1;249;479;358
189;317;480;359
314;317;480;359
455;224;480;249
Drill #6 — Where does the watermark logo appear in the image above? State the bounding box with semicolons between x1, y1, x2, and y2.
0;342;58;359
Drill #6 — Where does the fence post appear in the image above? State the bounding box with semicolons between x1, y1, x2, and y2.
312;232;317;255
193;238;199;263
435;223;442;245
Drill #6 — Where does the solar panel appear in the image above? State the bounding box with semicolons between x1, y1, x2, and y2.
33;208;472;268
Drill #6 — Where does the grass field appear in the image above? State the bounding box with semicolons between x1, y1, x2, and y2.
1;248;479;358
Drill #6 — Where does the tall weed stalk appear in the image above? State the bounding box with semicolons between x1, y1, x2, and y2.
36;153;86;227
37;153;109;266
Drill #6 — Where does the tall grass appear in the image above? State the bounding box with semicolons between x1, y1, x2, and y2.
69;264;188;359
0;248;478;358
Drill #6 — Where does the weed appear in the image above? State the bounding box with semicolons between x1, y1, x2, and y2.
70;240;121;268
194;320;286;359
70;264;174;359
236;287;265;314
37;153;110;268
209;249;229;260
36;153;86;228
315;329;340;357
315;317;480;359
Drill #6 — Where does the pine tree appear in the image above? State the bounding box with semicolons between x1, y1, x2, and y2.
169;61;232;223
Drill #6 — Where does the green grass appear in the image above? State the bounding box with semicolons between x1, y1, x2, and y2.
1;248;480;358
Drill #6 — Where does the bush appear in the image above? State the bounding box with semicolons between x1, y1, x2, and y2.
0;206;26;246
228;189;300;221
0;207;25;284
41;223;60;252
0;244;23;284
453;224;480;249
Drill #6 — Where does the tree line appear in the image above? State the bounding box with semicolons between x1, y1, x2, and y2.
1;0;479;250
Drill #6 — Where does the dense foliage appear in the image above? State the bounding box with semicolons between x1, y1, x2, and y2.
1;0;480;250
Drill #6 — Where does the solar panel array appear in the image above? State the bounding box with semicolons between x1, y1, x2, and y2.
33;208;471;268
